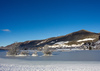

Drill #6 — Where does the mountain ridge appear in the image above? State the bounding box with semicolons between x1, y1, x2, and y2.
4;29;100;50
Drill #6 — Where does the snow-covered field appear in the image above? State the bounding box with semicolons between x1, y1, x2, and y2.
0;50;100;71
0;62;100;71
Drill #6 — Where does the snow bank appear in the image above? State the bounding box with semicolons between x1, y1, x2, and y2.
95;40;100;44
77;38;95;42
0;63;100;71
49;43;84;48
37;40;47;45
6;54;30;57
55;41;69;44
32;54;38;56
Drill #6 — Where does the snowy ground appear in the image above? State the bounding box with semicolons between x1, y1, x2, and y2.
0;62;100;71
0;50;100;71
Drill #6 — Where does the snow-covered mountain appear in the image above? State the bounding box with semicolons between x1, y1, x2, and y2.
4;30;100;50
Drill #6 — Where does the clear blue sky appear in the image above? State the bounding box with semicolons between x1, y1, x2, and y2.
0;0;100;46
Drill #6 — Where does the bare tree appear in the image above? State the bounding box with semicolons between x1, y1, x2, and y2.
20;51;29;55
42;45;52;55
7;42;20;55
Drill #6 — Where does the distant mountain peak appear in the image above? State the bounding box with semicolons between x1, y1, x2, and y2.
72;29;94;35
78;29;91;32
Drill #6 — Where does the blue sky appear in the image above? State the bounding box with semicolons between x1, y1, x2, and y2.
0;0;100;46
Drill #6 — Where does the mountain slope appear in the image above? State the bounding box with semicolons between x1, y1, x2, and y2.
5;30;100;49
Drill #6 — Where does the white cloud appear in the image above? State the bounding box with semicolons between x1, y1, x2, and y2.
2;29;11;32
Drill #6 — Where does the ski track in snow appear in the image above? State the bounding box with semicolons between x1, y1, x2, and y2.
0;63;100;71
